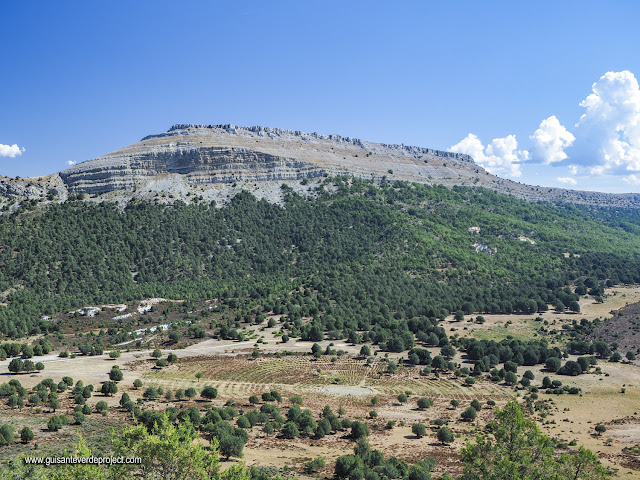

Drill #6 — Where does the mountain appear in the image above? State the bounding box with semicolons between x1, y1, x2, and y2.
1;124;639;208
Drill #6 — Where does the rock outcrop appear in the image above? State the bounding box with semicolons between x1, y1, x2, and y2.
59;144;327;194
1;124;639;208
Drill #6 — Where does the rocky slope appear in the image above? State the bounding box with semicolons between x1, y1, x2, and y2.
2;124;639;208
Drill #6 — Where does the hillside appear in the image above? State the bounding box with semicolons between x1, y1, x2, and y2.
590;302;640;352
1;178;639;339
1;124;639;209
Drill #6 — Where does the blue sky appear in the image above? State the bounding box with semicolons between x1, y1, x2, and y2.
1;1;640;192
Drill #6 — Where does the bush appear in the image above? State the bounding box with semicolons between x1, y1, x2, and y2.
8;358;23;374
218;434;245;459
281;421;300;439
95;400;109;415
438;426;454;444
557;361;582;376
237;416;251;429
0;425;14;445
461;406;477;422
412;423;427;438
74;411;85;425
544;357;561;372
417;397;433;410
351;421;369;439
470;399;482;411
270;390;282;402
143;387;159;400
201;386;218;400
610;352;622;363
304;456;326;473
263;422;275;435
335;455;364;480
20;426;34;443
504;361;518;373
47;415;63;431
397;393;408;404
101;381;118;396
504;372;518;385
109;366;123;382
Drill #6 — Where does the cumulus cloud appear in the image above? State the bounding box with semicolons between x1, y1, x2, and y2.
622;174;640;185
450;133;528;178
0;144;25;158
571;70;640;174
529;116;575;164
66;160;76;166
556;176;577;185
448;70;640;190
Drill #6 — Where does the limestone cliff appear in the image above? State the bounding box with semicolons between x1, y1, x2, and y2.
1;124;639;208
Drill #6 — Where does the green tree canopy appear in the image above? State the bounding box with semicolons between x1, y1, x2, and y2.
461;400;609;480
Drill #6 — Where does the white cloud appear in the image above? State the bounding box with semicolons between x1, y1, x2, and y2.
622;174;640;185
556;176;577;185
450;133;527;178
529;116;575;164
447;70;640;190
572;70;640;174
0;144;25;158
66;160;76;166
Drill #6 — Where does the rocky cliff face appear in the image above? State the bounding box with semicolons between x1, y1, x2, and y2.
2;124;639;208
59;144;327;194
58;124;476;195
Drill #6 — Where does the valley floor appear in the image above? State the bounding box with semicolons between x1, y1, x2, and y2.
2;286;640;478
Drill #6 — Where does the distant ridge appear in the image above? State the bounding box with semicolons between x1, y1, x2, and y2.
143;124;475;163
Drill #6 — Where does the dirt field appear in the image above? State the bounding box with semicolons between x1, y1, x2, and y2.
444;286;640;344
